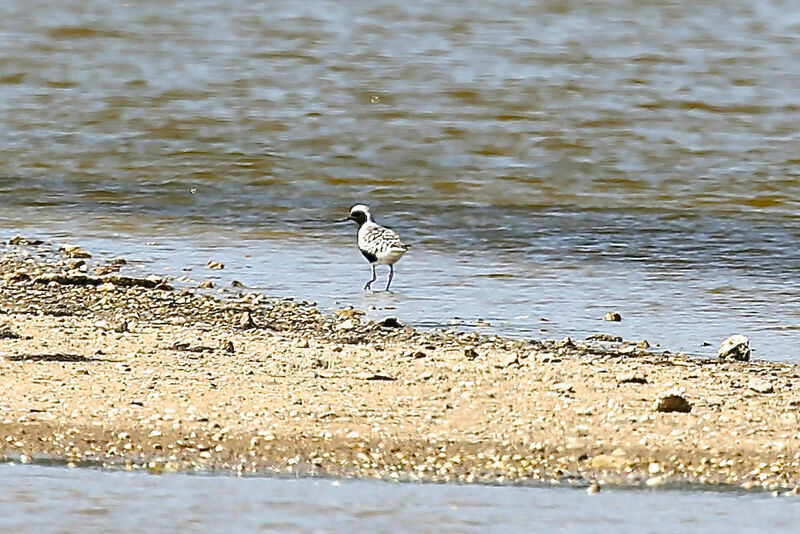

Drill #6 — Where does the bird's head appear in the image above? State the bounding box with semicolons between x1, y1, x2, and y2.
338;204;372;225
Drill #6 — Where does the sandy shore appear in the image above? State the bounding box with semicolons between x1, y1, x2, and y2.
0;242;798;493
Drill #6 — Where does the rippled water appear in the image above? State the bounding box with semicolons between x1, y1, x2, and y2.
2;0;800;359
0;464;796;533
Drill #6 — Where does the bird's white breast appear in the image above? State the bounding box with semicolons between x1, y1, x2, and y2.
358;222;407;265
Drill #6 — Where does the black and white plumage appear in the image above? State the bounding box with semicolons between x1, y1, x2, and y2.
342;204;408;291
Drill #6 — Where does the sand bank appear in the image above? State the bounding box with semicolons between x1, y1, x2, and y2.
0;243;798;493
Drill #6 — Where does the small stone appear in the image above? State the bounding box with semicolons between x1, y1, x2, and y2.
365;373;396;381
417;370;433;381
749;380;774;394
9;236;43;246
464;346;479;359
550;382;574;394
336;318;358;330
589;454;631;470
557;337;574;348
61;244;91;258
495;353;519;368
231;280;244;288
655;391;692;413
145;274;165;285
618;374;648;385
718;334;751;361
586;333;623;342
222;340;235;353
93;265;117;276
587;481;601;494
198;280;214;289
239;311;256;330
603;312;622;322
206;260;225;270
97;282;116;292
637;340;651;349
377;317;402;328
336;307;364;320
114;321;129;333
0;328;22;340
4;271;29;283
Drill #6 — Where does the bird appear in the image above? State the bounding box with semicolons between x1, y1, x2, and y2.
340;204;408;291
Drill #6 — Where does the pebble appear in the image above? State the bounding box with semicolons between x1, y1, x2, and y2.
377;317;402;329
718;334;751;361
238;312;256;330
587;333;622;342
198;280;214;289
589;454;630;470
9;236;43;246
114;321;129;333
618;374;648;385
61;245;91;259
749;380;774;394
550;382;575;394
648;462;661;474
603;312;622;322
206;261;225;270
654;391;692;413
494;353;519;368
336;319;358;330
97;282;116;292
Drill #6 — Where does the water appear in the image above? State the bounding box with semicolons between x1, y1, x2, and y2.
3;1;800;360
0;463;796;533
2;0;799;360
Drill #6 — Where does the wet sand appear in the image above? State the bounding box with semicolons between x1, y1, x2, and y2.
0;242;798;493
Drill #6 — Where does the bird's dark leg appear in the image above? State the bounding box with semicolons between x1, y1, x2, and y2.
364;264;377;290
385;264;395;291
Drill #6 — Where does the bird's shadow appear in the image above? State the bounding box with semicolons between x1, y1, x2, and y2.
6;353;118;363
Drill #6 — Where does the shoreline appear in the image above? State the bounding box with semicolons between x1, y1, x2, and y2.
1;241;799;494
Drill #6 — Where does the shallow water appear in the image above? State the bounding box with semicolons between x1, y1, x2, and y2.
2;0;800;359
0;463;796;533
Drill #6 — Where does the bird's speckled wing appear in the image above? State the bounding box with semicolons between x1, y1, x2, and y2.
359;224;407;255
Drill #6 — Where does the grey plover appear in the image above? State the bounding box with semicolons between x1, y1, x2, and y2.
340;204;408;291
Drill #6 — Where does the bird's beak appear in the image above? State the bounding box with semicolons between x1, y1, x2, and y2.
335;216;352;223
